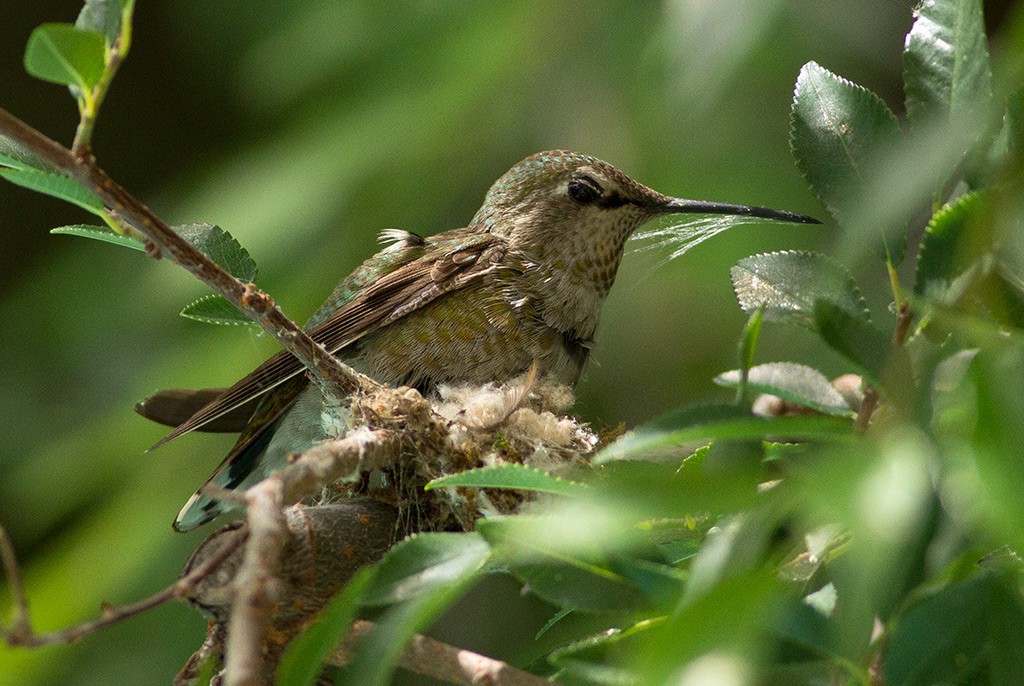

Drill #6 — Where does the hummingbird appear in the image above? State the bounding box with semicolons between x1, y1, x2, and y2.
136;150;819;531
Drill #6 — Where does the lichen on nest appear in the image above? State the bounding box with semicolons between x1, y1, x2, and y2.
325;370;598;534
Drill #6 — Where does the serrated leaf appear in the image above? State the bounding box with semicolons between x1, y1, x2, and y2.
50;224;144;251
596;403;852;464
425;464;585;496
277;567;374;686
812;300;894;387
791;61;905;260
914;191;985;296
0;167;103;213
76;0;123;46
904;0;993;127
360;532;490;607
24;24;106;90
715;362;854;417
180;295;256;327
731;251;870;328
175;223;257;281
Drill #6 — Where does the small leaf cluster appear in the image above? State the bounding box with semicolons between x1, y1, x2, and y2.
1;0;261;329
24;0;135;149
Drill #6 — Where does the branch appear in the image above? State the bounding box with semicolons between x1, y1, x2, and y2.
0;106;376;400
223;481;288;686
73;2;134;155
217;403;412;685
0;523;245;648
333;620;552;686
179;500;404;685
280;426;404;503
854;302;914;432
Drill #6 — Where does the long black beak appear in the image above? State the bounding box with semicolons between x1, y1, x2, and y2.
656;197;821;225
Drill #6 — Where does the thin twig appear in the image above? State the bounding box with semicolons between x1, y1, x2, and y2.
280;427;403;503
893;303;913;347
854;303;914;432
223;481;288;686
72;2;134;155
1;525;245;647
853;386;879;432
0;106;375;401
333;620;552;686
213;394;426;684
0;525;31;641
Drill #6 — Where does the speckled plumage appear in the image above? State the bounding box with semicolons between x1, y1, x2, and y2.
157;150;818;530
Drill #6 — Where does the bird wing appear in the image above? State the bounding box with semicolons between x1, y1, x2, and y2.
150;232;505;448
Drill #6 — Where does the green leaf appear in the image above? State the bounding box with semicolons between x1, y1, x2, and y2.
360;532;490;607
425;464;585;496
595;457;760;520
597;403;852;463
76;0;123;46
535;608;573;640
174;223;257;281
791;61;904;259
715;362;854;417
477;517;651;613
812;300;895;387
769;600;852;674
549;618;662;683
50;224;145;251
731;251;869;329
24;24;106;90
811;301;886;375
735;307;764;403
884;575;992;686
174;225;258;326
341;548;483;686
278;567;374;686
0;152;37;173
180;295;256;327
904;0;993;127
0;167;103;213
633;571;777;684
914;191;985;296
970;345;1024;551
0;138;52;173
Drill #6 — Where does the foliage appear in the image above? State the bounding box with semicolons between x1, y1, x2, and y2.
3;1;1024;685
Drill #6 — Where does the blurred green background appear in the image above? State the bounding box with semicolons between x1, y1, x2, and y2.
0;1;1014;684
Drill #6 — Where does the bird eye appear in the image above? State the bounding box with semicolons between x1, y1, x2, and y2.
568;177;602;204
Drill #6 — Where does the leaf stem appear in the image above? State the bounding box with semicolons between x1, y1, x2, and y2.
735;307;764;405
886;259;905;311
72;2;134;157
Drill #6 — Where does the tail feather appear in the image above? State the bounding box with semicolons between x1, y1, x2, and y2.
172;424;274;531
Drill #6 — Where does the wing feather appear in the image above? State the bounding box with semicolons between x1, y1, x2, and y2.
150;234;504;449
